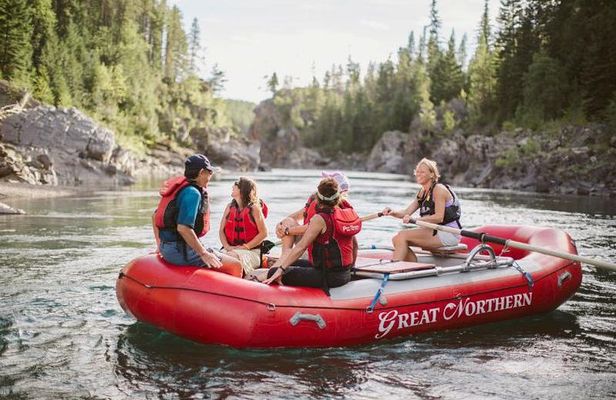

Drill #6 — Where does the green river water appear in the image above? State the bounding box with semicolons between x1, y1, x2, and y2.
1;169;615;399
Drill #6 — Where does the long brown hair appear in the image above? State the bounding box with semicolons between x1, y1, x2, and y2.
235;176;258;208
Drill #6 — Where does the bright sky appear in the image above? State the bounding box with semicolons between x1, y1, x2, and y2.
173;0;500;103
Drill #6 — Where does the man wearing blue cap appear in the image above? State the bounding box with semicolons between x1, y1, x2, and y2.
153;154;241;276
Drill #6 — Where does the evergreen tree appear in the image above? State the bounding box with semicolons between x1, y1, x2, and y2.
495;0;524;121
517;50;568;124
164;5;188;82
407;31;416;60
188;17;201;74
467;0;497;124
266;72;278;97
432;30;464;103
426;0;442;79
457;33;467;70
0;0;33;85
209;63;225;93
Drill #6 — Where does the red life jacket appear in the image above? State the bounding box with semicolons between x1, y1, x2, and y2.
303;193;353;225
308;207;362;269
224;199;269;247
154;176;210;238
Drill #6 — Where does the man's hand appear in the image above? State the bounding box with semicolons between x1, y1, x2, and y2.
200;250;222;269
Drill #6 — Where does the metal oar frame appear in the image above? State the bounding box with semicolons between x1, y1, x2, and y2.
356;243;515;281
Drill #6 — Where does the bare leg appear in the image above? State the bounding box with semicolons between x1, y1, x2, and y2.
217;251;243;278
392;227;444;262
280;217;299;259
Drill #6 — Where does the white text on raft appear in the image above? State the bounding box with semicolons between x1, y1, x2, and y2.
375;292;533;339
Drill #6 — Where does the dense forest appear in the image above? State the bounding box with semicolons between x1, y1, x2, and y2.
1;0;615;159
0;0;250;151
264;0;616;155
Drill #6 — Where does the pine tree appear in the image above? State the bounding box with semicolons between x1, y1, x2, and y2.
427;0;442;75
209;63;225;93
467;0;497;124
187;17;201;75
0;0;33;85
457;33;467;70
267;72;278;97
164;5;188;82
495;0;524;121
518;50;568;123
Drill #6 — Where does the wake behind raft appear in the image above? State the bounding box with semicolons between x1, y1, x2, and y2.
116;225;582;348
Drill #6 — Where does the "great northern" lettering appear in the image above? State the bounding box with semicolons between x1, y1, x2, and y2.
375;292;533;339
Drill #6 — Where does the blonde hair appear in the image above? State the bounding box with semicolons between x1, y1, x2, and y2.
415;158;440;182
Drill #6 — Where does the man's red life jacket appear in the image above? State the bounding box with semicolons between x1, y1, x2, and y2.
308;207;362;269
303;193;353;225
224;199;268;247
154;176;210;237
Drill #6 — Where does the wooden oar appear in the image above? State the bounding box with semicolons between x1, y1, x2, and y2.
409;219;616;272
360;211;385;222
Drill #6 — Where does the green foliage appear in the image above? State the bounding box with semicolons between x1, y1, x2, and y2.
517;51;568;123
223;99;256;134
442;109;456;134
467;0;497;125
0;0;236;150
0;0;33;86
1;0;614;158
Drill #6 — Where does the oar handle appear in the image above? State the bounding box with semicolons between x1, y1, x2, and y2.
360;212;384;222
412;219;616;272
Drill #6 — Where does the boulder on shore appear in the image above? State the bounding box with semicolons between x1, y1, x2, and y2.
0;105;138;186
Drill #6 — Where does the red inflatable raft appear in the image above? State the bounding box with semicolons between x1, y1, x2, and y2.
116;225;581;348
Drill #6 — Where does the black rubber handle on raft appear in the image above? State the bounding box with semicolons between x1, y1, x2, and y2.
460;230;508;246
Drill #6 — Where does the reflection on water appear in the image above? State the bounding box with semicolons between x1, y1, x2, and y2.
0;169;615;399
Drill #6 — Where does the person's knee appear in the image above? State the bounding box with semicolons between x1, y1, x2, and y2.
392;232;403;244
280;217;299;227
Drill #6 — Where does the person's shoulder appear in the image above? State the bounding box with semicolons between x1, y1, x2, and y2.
340;197;354;209
434;183;452;197
310;213;326;225
178;185;201;202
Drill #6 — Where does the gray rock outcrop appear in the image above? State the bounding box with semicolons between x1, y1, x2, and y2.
0;105;138;185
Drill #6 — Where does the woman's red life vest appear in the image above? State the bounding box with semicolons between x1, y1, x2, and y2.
224;199;268;247
154;176;210;238
308;207;362;270
303;193;353;225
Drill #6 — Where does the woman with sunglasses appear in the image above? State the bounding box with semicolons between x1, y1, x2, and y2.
381;158;462;262
219;176;268;277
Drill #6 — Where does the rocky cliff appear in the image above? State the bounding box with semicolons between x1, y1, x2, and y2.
0;83;263;189
0;105;155;186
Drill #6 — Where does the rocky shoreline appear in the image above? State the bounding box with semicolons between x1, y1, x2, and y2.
248;99;616;198
2;90;614;216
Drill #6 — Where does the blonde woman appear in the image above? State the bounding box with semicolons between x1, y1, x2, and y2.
219;177;268;277
381;158;462;262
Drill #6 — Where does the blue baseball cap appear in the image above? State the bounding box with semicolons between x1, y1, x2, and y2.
185;154;219;173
